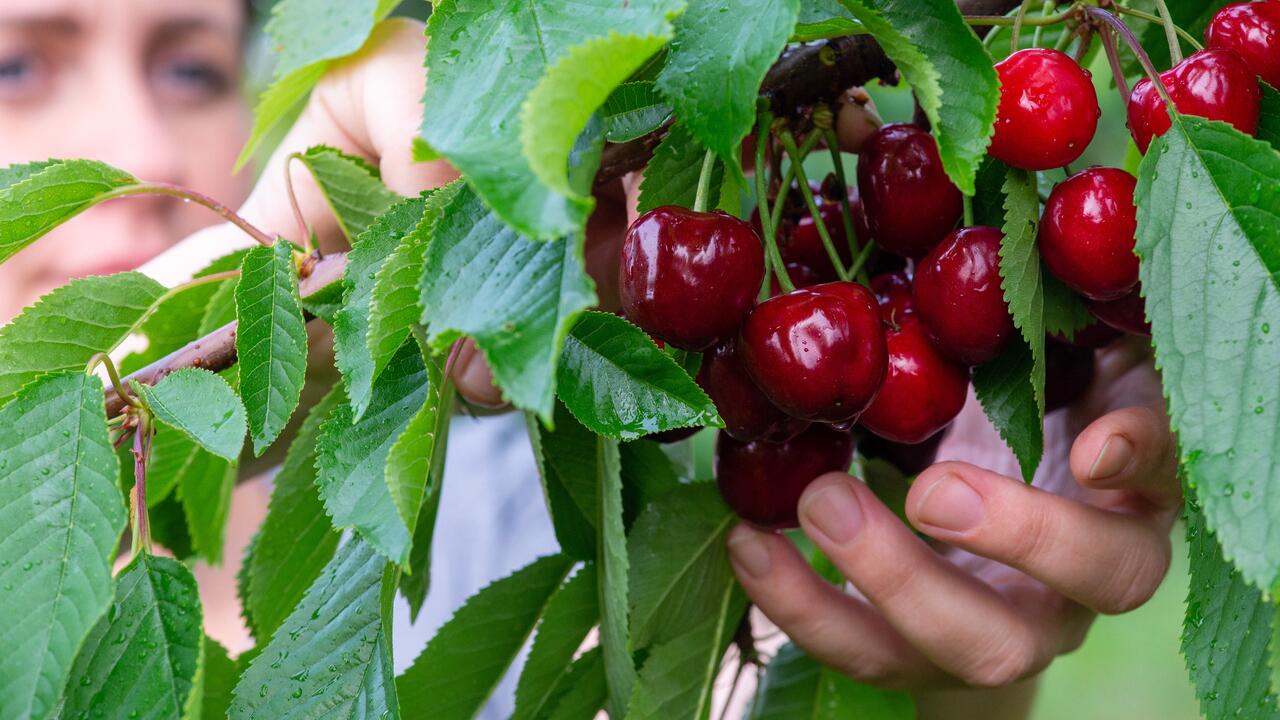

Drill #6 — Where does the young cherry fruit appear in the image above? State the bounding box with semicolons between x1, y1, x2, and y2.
913;226;1015;366
870;271;914;324
1128;48;1261;154
1039;167;1140;301
989;49;1101;171
715;424;856;529
859;315;970;445
699;339;809;443
619;205;764;351
740;282;888;424
858;123;964;259
1045;336;1097;413
1205;0;1280;88
1086;287;1152;337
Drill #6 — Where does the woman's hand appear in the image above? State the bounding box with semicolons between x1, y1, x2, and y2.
727;337;1179;709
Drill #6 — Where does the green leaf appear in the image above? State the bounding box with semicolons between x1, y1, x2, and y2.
316;341;428;566
997;166;1046;418
557;312;721;440
0;372;125;720
546;648;608;720
0;159;137;265
629;482;737;649
1135;115;1280;590
656;0;800;181
1182;503;1280;720
396;554;576;717
198;279;240;336
247;384;343;642
418;185;596;421
620;438;684;527
236;240;308;455
972;337;1043;481
793;1;862;41
1260;83;1280;149
175;441;237;565
421;0;680;238
230;537;398;720
0;272;165;404
137;368;246;461
527;403;602;561
637;123;723;214
199;637;239;720
335;196;428;418
0;159;58;191
595;432;635;716
603;82;673;142
61;553;203;719
513;564;601;720
836;0;997;194
294;145;401;243
750;643;914;719
1042;273;1095;341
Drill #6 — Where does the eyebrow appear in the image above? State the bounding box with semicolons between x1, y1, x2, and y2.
0;14;240;39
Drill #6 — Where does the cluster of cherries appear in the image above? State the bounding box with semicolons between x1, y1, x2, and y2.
618;0;1279;529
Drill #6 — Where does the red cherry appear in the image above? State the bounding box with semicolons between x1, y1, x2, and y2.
715;425;855;529
740;282;888;424
1086;287;1152;336
870;271;914;324
1039;167;1140;301
619;206;764;351
1044;337;1097;412
1050;320;1123;349
858;429;945;476
857;124;964;259
859;316;970;444
698;339;808;443
913;227;1015;365
769;262;825;296
1206;1;1280;88
1127;48;1261;154
989;49;1101;171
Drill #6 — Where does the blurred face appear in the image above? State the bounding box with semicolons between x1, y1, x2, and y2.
0;0;251;319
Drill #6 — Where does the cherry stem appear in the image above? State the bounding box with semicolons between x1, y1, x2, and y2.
962;194;975;227
966;6;1076;28
1114;6;1202;52
1151;0;1183;64
129;412;154;558
1011;0;1031;53
1099;25;1132;105
285;153;317;257
693;149;718;213
100;182;275;247
766;131;822;239
1084;7;1173;106
755;113;793;295
1033;1;1057;48
86;352;142;412
847;238;876;285
821;127;862;269
1073;24;1094;63
779;130;852;282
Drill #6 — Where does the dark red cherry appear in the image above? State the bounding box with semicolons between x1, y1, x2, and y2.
620;206;765;351
715;425;856;529
870;271;914;324
648;427;700;444
1127;48;1261;154
698;339;808;443
1086;287;1152;336
1206;1;1280;88
913;227;1015;365
858;428;945;476
740;282;888;424
1039;168;1139;301
1050;320;1123;349
989;49;1101;171
1044;337;1096;412
859;316;969;444
769;262;825;296
857;124;964;259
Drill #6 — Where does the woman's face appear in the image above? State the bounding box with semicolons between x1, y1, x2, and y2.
0;0;251;319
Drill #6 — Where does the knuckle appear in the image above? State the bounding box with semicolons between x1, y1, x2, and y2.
1094;533;1171;614
863;553;921;606
1004;498;1056;567
957;630;1041;688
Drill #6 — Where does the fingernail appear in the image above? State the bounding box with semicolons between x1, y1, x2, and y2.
799;477;864;546
1089;435;1134;481
727;525;772;578
915;473;985;533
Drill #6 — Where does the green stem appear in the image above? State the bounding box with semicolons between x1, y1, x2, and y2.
779;130;851;282
1054;24;1077;52
755;114;793;295
963;194;974;227
86;352;142;411
98;182;275;246
1084;7;1174;106
965;7;1076;28
693;149;717;213
1011;0;1031;53
1114;5;1202;51
822;127;862;267
847;238;875;285
129;412;154;558
766;131;823;238
1151;0;1184;64
1033;1;1055;48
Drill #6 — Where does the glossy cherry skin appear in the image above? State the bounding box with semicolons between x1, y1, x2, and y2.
1044;337;1096;412
1039;168;1140;301
714;425;856;529
871;271;914;324
859;316;970;444
1206;1;1280;88
990;49;1101;171
858;124;964;259
858;428;945;476
1086;287;1152;336
1128;48;1261;154
740;282;888;424
620;206;765;351
913;227;1015;365
698;339;808;443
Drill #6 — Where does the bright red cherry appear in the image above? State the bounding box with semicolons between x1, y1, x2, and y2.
1206;1;1280;88
1086;287;1152;336
1044;337;1096;412
619;206;765;351
989;49;1101;171
1128;48;1261;154
715;425;856;529
1039;168;1140;301
858;428;945;476
858;124;964;259
859;316;969;444
871;271;914;324
913;227;1015;365
740;282;888;424
698;339;808;443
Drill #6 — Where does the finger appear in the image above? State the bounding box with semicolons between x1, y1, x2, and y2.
726;523;936;688
452;339;505;409
1068;406;1180;510
907;461;1172;615
797;473;1056;687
